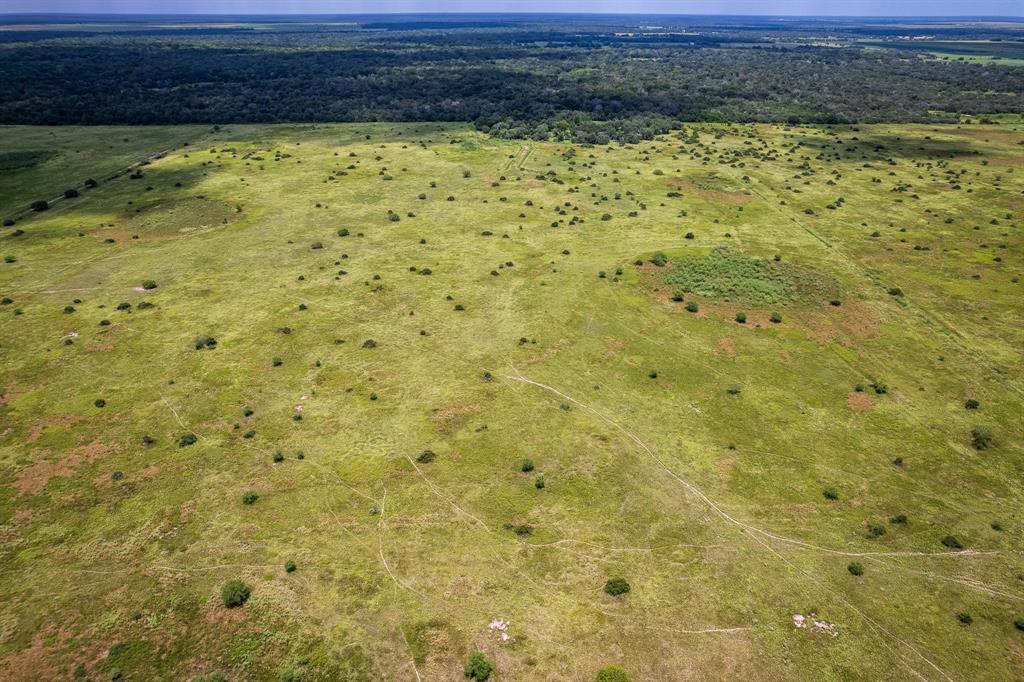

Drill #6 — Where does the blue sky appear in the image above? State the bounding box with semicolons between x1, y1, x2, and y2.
3;1;1022;17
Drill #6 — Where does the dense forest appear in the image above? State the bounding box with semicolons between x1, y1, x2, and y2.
1;14;1022;142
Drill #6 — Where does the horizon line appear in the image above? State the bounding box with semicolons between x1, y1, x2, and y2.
2;11;1023;19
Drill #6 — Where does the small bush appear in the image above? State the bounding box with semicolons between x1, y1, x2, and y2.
464;652;493;680
941;535;963;549
964;399;979;410
272;357;283;367
735;312;747;324
595;666;630;682
521;459;535;473
535;476;545;489
727;384;741;395
649;251;668;267
273;451;284;463
284;560;297;573
867;524;886;538
178;433;197;447
64;188;79;199
848;562;864;576
871;381;888;395
971;427;993;450
221;580;251;608
142;280;158;290
822;487;839;500
416;450;436;464
30;200;49;212
770;312;782;324
242;491;258;505
194;335;217;350
671;291;684;302
686;301;699;313
957;612;973;625
94;398;106;408
361;339;377;349
604;577;631;596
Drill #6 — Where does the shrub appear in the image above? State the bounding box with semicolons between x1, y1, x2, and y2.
770;312;782;323
521;459;535;472
686;301;699;313
887;287;903;297
464;652;493;680
649;251;668;267
535;476;545;489
94;398;106;408
867;524;886;538
822;487;839;500
848;562;864;576
221;580;251;608
361;339;377;349
957;612;973;625
684;231;695;240
272;357;283;367
735;312;747;323
604;577;631;596
871;381;888;395
964;399;979;410
416;450;436;464
1015;618;1024;632
941;535;963;549
890;514;908;524
726;384;741;395
595;666;630;682
671;291;684;302
284;560;297;573
30;200;49;212
273;451;284;463
242;491;258;505
64;188;79;199
648;370;658;379
310;242;323;250
178;433;197;447
194;335;217;350
971;427;993;450
337;228;350;237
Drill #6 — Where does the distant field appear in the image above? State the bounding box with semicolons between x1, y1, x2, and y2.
0;121;1022;681
861;39;1024;65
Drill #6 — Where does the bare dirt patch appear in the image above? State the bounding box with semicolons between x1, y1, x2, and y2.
846;392;874;412
15;440;117;495
430;403;480;435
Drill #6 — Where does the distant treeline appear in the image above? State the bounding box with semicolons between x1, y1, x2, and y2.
1;20;1022;142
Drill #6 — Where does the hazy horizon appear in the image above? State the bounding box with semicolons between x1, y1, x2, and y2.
2;2;1022;19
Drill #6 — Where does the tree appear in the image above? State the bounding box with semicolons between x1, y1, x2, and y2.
595;666;630;682
221;580;251;607
464;652;493;680
604;577;630;596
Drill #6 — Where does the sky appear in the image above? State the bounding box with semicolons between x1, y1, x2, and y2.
1;0;1021;16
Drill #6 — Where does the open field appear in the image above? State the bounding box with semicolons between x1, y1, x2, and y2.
0;121;1022;681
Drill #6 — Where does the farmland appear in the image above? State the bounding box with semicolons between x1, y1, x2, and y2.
0;119;1023;681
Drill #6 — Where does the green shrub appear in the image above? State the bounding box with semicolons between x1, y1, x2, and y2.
871;381;888;395
671;291;684;302
94;398;106;408
604;577;631;596
221;580;251;608
770;312;782;323
417;450;436;464
941;535;963;549
595;665;630;682
726;384;741;395
822;487;839;500
867;524;886;538
142;280;158;290
242;491;258;505
464;652;493;680
535;476;545;489
649;251;668;267
521;459;535;472
273;451;284;463
957;612;973;625
30;200;49;212
272;357;283;367
178;433;197;447
284;560;297;573
194;335;217;350
971;427;993;450
1015;618;1024;632
686;301;699;313
964;399;979;410
735;312;747;323
848;562;864;576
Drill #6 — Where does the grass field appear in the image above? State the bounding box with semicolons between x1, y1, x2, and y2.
0;120;1022;681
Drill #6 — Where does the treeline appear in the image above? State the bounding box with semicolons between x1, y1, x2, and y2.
1;28;1021;142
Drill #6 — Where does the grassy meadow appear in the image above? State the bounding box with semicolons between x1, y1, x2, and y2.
0;120;1022;681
